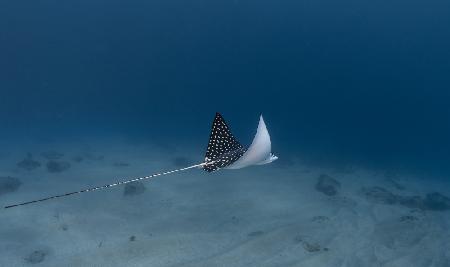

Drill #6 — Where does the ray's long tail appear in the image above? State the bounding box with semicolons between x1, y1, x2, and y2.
4;162;211;209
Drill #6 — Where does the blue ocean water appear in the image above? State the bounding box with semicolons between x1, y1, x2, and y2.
1;0;450;266
1;0;449;177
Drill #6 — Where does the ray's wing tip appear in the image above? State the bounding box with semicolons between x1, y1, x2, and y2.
259;114;265;122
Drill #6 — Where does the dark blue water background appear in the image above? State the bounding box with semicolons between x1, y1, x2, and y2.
1;0;449;176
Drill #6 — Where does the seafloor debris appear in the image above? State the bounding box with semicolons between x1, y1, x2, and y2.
362;187;398;205
311;216;330;223
123;181;146;196
302;241;322;252
41;151;64;160
362;186;450;211
46;160;71;173
423;192;450;211
397;195;425;209
293;236;327;252
60;224;69;231
24;250;47;264
17;153;41;171
315;174;341;196
0;176;22;196
129;236;136;242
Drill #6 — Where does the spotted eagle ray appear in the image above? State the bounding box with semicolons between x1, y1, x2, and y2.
4;113;278;209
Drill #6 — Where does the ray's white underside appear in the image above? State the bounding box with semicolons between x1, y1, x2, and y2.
226;115;278;169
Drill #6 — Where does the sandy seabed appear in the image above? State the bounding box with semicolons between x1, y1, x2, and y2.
1;138;449;267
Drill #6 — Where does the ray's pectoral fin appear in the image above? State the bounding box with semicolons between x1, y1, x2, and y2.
226;115;278;169
203;113;247;172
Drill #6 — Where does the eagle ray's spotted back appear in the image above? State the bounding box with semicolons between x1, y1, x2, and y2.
203;113;246;172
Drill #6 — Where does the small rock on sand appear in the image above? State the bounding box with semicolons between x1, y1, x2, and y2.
123;182;146;196
315;174;340;196
311;216;330;223
294;236;324;252
303;241;322;252
423;192;450;211
24;250;47;264
46;161;71;173
0;176;22;195
17;153;41;171
397;195;425;209
362;187;398;205
60;224;69;231
363;186;450;211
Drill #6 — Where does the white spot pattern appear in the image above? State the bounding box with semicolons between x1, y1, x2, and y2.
203;113;246;172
